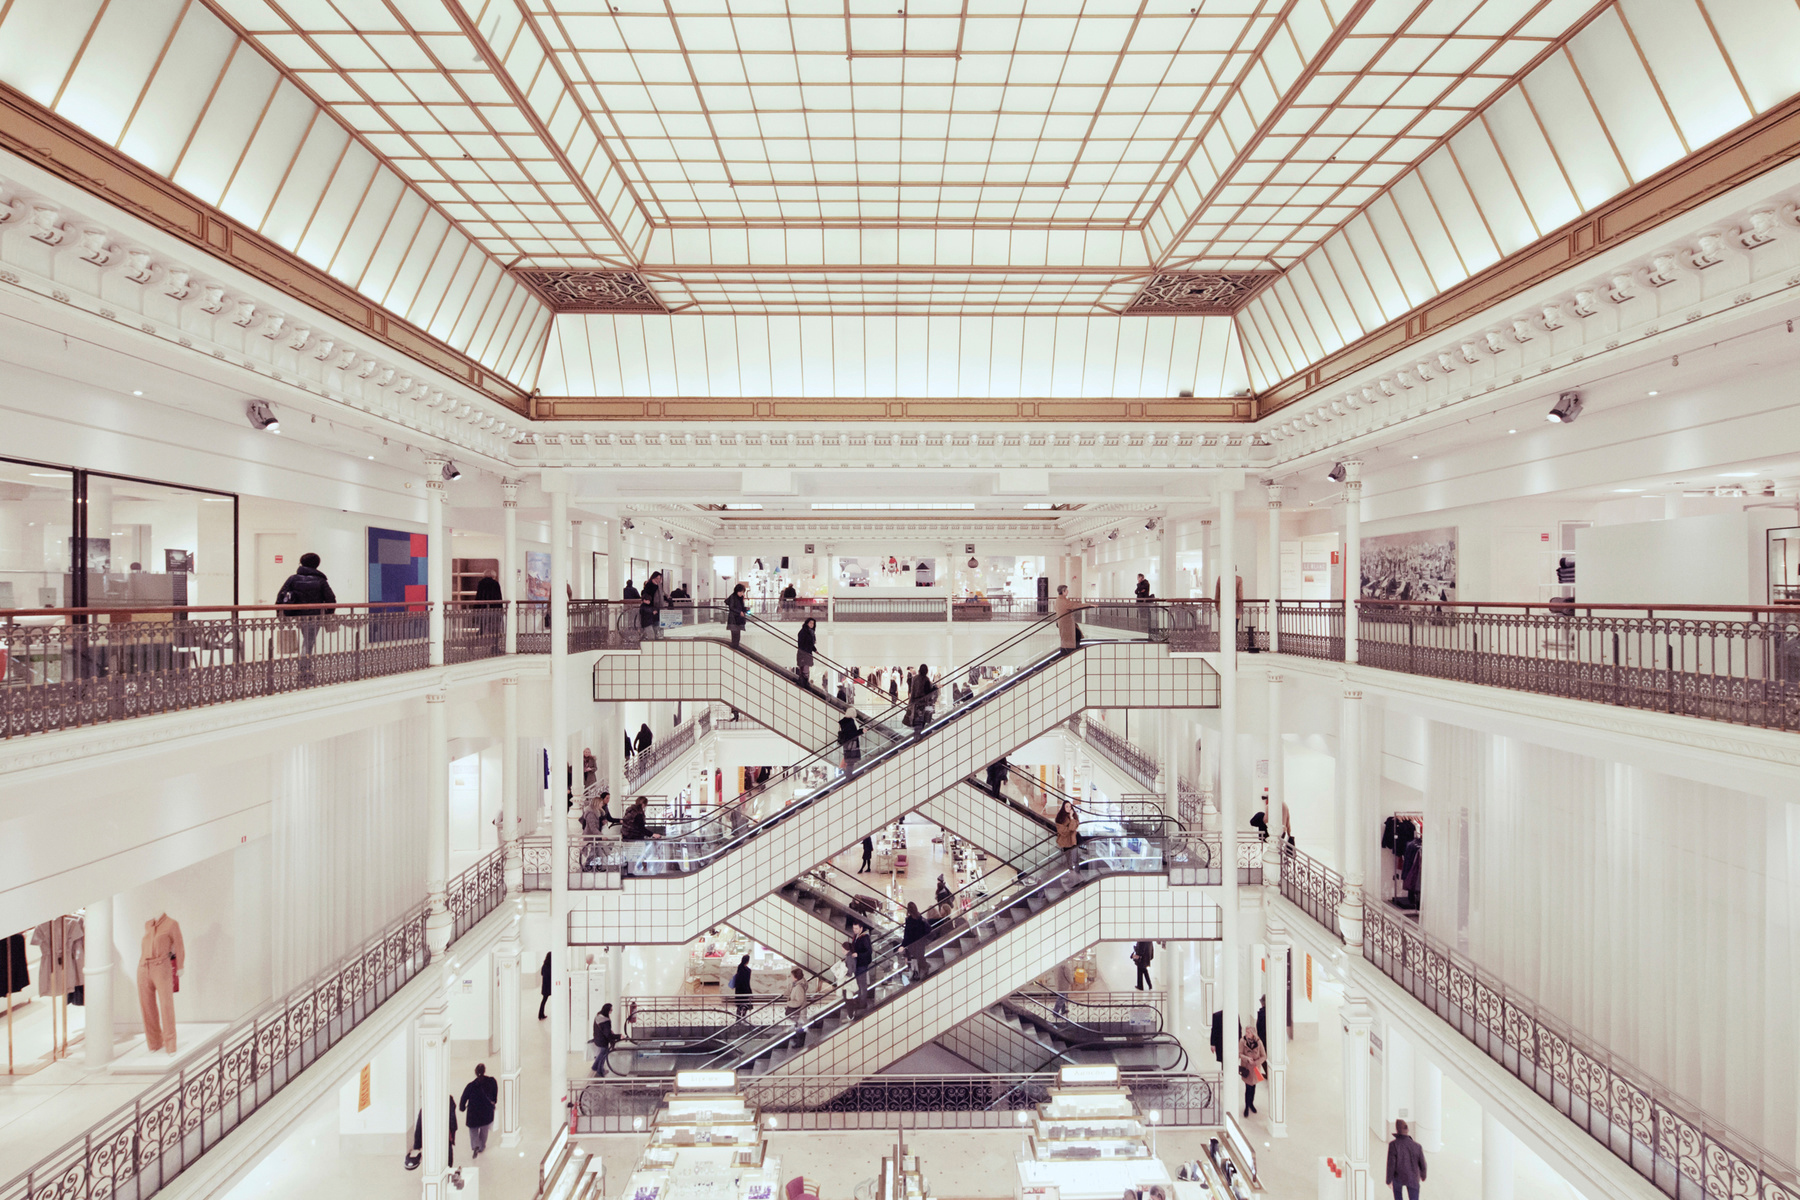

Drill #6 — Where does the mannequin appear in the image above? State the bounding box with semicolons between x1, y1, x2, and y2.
137;914;184;1054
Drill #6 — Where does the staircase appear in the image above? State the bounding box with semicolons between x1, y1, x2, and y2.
570;640;1219;946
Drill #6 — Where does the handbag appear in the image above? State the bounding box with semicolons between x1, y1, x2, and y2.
171;954;179;992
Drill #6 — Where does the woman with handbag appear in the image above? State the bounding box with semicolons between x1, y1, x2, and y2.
639;571;663;637
1239;1025;1268;1117
797;618;818;685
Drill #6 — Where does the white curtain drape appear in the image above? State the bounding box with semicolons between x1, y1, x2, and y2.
269;714;428;996
1422;721;1800;1161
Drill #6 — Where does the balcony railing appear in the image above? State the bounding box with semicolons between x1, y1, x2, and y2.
623;712;704;787
1274;601;1800;732
571;1070;1221;1131
1360;906;1800;1200
443;601;506;663
1;847;508;1200
0;604;428;739
1278;842;1343;939
1070;713;1158;787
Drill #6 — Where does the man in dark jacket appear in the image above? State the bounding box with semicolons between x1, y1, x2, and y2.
850;925;873;1016
726;582;749;648
622;579;639;600
1132;940;1154;990
458;1064;498;1158
472;570;504;651
276;553;336;667
1386;1119;1428;1199
1135;573;1151;601
539;952;552;1020
592;1003;619;1076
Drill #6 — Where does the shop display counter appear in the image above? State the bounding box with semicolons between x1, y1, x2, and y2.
879;1148;932;1200
621;1072;781;1200
1013;1067;1172;1200
537;1126;604;1200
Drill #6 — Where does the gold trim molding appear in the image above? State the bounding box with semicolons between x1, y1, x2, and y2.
534;395;1254;422
0;83;531;416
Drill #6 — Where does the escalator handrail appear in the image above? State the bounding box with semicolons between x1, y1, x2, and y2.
1001;989;1166;1039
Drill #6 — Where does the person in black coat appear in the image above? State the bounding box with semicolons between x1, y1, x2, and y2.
638;571;663;634
276;553;337;665
1132;940;1154;989
634;723;654;755
859;834;874;873
539;952;552;1020
985;757;1009;796
411;1097;457;1168
796;618;818;685
902;902;932;982
732;954;754;1019
726;582;749;648
592;1004;619;1076
459;1065;498;1158
622;579;639;600
1134;574;1151;601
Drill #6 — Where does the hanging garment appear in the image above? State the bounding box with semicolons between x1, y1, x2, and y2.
2;933;28;996
31;915;85;996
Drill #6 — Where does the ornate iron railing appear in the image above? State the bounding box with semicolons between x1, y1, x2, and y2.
571;1071;1220;1131
519;835;623;891
0;848;511;1200
515;601;549;654
1070;714;1158;787
1278;842;1343;939
0;604;429;738
443;602;506;663
567;600;649;652
1356;601;1800;732
832;596;946;622
1362;906;1800;1200
1273;600;1345;662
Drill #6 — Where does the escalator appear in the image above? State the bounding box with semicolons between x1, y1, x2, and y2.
939;990;1189;1076
571;608;1220;946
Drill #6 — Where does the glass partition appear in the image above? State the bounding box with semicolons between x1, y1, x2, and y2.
0;459;74;609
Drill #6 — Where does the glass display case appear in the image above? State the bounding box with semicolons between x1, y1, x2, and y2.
1013;1066;1173;1200
622;1072;782;1200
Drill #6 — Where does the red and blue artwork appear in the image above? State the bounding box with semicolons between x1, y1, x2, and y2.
368;528;428;639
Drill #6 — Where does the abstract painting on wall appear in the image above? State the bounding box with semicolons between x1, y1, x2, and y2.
368;526;428;610
1359;527;1457;601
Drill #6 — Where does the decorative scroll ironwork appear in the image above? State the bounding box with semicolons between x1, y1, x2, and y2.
444;602;506;663
1126;272;1280;314
624;714;700;786
572;1071;1221;1132
514;269;666;312
1356;904;1800;1200
567;600;648;653
446;847;508;942
0;607;429;739
1071;713;1158;787
1278;841;1343;939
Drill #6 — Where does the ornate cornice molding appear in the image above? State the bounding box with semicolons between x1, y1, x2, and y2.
0;81;532;414
533;394;1256;423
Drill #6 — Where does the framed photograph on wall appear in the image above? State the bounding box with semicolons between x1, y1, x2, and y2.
1359;527;1457;601
526;551;552;601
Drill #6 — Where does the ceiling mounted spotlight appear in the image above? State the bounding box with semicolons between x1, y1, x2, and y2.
1326;461;1346;483
441;460;462;481
621;518;635;531
1546;392;1584;424
1107;529;1119;541
246;400;279;433
1144;517;1159;531
663;529;675;541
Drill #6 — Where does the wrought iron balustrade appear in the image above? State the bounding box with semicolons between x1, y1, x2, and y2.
1278;842;1343;939
0;847;509;1200
0;603;429;738
1071;713;1159;787
571;1070;1220;1132
443;601;506;663
623;715;701;786
1273;600;1345;662
832;596;945;622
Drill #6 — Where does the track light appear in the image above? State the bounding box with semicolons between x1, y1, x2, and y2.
663;529;675;541
1144;518;1159;531
1546;392;1584;423
246;400;279;433
621;518;635;531
441;460;462;481
1326;461;1346;483
1107;529;1119;541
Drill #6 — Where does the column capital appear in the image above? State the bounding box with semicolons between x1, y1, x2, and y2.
1344;688;1362;701
1263;481;1283;508
502;675;519;688
1266;671;1283;685
425;688;447;704
501;478;520;508
1339;992;1376;1029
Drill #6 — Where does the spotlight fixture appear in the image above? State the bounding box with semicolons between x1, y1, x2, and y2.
663;529;675;541
1107;529;1119;541
441;460;462;482
621;518;635;531
1144;517;1159;531
1326;461;1346;483
246;400;280;433
1546;392;1584;423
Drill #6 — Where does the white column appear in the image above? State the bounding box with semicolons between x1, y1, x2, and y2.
497;922;524;1147
425;457;447;666
1483;1110;1515;1200
1265;671;1284;883
502;480;519;655
1161;711;1180;823
83;896;113;1071
1339;686;1365;948
547;484;571;1130
604;515;622;599
425;683;451;955
502;676;521;891
1197;940;1217;1060
1414;1054;1444;1152
418;1002;452;1200
1218;482;1240;1119
1342;993;1375;1200
1265;920;1289;1137
570;520;586;600
1158;514;1176;599
1343;459;1363;664
1266;483;1282;654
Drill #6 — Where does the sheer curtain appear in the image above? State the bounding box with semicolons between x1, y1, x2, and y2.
268;714;429;996
1422;720;1800;1163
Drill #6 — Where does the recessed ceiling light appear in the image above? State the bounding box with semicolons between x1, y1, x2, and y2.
1717;471;1759;477
1613;488;1644;493
1508;429;1517;434
1411;455;1418;459
132;390;142;396
1647;390;1658;396
368;455;376;460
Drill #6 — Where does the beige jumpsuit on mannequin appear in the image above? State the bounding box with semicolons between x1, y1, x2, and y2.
137;915;184;1053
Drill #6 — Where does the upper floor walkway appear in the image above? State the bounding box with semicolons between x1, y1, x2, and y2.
4;595;1794;745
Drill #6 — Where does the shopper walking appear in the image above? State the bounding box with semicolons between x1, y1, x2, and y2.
796;617;818;685
579;800;605;868
538;952;552;1020
1386;1119;1428;1200
1054;584;1082;652
732;954;754;1020
639;571;663;637
1131;940;1154;990
859;834;874;873
726;581;749;648
839;709;864;775
634;722;654;756
851;924;873;1016
902;902;931;982
410;1098;458;1169
459;1064;498;1158
1238;1027;1267;1117
935;874;953;910
276;552;337;674
1055;802;1081;872
591;1003;619;1076
1053;960;1075;1017
906;664;938;733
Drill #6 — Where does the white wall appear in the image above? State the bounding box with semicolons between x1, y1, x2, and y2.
1577;510;1788;605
